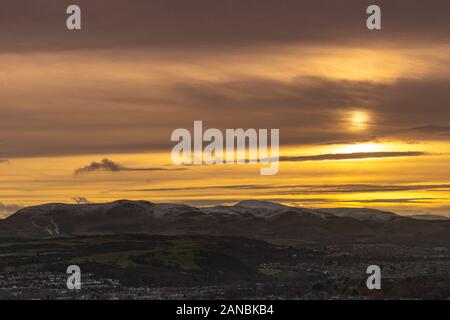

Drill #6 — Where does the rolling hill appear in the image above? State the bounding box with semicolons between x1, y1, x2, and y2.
0;200;449;244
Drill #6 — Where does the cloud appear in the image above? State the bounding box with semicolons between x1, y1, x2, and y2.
73;197;91;204
2;63;450;157
335;198;447;204
277;151;427;162
274;184;450;195
131;184;265;192
74;158;186;176
319;137;380;146
411;125;450;135
129;183;450;195
172;76;450;129
0;202;23;218
1;0;449;53
75;158;121;175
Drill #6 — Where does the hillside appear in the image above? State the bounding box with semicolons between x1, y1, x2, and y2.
0;200;449;245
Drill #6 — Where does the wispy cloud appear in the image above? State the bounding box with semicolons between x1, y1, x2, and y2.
131;184;264;192
180;151;428;167
278;151;427;162
129;183;450;194
335;198;448;204
276;198;447;205
273;184;450;196
74;158;187;176
411;125;450;135
319;137;380;146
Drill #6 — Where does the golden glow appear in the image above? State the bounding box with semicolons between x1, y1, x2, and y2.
350;111;369;130
1;140;450;218
336;142;382;154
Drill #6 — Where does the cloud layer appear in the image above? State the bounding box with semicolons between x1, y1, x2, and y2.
278;151;427;162
2;73;450;158
131;183;450;194
1;0;449;53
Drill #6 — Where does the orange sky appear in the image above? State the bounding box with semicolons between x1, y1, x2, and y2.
1;1;450;217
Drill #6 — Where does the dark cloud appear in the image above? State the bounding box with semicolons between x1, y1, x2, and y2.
172;76;450;127
373;79;450;125
1;0;449;53
0;1;448;159
278;151;426;162
131;184;265;192
130;183;450;194
275;184;450;195
172;76;375;111
74;158;187;176
156;75;450;150
75;158;121;175
336;198;447;204
2;75;450;158
411;125;450;135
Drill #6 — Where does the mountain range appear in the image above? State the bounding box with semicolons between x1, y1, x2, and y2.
0;200;449;244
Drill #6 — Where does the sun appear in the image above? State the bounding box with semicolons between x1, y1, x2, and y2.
350;111;369;129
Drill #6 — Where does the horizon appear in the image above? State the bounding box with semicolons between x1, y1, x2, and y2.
2;198;449;220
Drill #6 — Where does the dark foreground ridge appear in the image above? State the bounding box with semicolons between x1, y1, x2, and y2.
0;234;449;299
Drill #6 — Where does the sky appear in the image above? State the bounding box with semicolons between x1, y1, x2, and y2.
1;0;450;217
